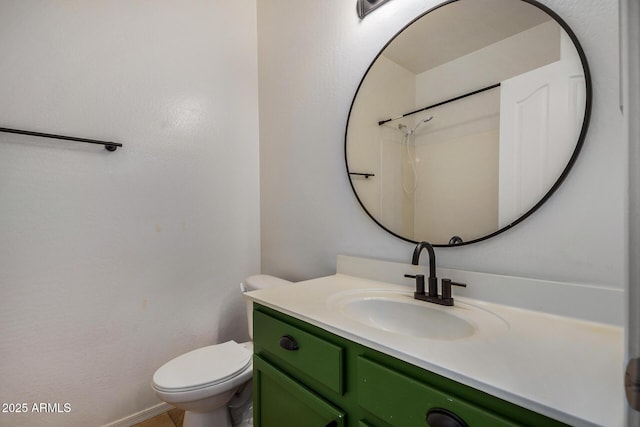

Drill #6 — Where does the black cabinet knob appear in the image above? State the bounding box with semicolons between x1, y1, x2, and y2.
426;408;468;427
279;335;299;351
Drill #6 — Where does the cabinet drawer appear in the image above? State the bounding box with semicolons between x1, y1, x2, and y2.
358;356;516;427
254;355;345;427
253;309;344;394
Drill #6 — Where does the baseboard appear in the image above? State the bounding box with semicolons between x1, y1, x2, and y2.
102;402;173;427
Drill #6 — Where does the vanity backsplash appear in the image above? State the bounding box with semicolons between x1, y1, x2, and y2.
336;255;623;326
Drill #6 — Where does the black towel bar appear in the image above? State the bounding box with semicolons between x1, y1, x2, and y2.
0;126;122;151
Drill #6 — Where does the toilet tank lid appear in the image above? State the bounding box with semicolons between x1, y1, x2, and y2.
241;274;292;292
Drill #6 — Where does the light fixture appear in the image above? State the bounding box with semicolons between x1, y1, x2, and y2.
357;0;393;19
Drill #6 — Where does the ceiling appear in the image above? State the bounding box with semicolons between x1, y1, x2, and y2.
383;0;553;74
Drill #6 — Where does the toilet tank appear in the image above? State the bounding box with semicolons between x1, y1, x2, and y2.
241;275;292;338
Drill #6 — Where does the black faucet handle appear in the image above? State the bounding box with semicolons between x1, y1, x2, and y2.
404;274;425;295
441;278;466;300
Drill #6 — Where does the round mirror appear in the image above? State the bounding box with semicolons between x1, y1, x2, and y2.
345;0;591;246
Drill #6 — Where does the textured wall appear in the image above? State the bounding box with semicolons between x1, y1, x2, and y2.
258;0;626;290
0;1;259;425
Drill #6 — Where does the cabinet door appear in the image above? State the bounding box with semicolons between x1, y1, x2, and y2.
254;355;345;427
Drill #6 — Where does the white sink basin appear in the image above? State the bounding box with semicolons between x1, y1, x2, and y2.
329;289;509;341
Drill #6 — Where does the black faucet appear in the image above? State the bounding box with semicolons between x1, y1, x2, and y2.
404;241;467;306
412;241;438;297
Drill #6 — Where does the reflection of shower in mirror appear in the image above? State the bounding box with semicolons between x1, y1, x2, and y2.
399;115;434;196
400;115;433;137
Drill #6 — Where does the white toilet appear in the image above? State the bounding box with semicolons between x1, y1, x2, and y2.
151;275;291;427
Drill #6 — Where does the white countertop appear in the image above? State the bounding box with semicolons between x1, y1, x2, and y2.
245;273;624;427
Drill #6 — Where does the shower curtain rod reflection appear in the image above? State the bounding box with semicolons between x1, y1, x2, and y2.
378;82;501;126
0;126;123;151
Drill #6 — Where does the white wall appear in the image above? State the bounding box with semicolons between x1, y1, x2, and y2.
0;1;259;426
259;0;626;294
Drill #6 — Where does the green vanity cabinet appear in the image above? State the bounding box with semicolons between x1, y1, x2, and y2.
252;304;567;427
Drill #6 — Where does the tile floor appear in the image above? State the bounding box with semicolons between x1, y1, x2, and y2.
131;408;184;427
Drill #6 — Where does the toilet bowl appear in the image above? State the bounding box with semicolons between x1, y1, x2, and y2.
152;275;292;427
152;341;253;427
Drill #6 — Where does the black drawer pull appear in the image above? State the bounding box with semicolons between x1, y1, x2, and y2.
426;408;468;427
279;335;299;351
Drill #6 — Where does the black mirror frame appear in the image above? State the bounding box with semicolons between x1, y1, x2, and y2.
344;0;592;247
